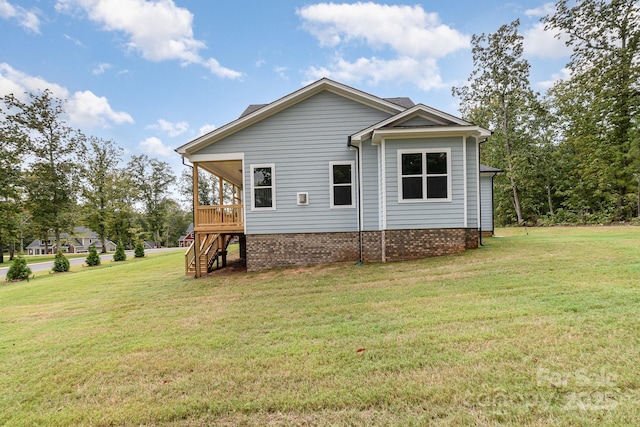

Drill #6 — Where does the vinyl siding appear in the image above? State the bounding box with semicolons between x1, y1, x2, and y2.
193;91;392;234
361;139;380;231
480;174;495;231
400;116;441;126
384;137;466;229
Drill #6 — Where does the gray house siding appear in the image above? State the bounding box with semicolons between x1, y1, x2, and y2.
194;91;391;235
361;139;381;231
401;116;441;126
480;174;495;232
466;137;479;228
384;137;467;230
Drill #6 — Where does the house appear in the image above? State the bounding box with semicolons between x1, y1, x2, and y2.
178;223;195;247
26;226;117;255
176;78;496;277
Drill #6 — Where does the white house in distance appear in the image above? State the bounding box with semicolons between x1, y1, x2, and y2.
176;78;497;277
26;226;117;255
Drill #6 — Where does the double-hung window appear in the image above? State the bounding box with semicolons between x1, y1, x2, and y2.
330;161;355;208
251;164;275;210
399;149;451;202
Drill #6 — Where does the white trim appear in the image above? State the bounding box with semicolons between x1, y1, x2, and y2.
397;148;452;203
297;192;309;206
242;158;247;232
250;163;276;211
368;126;491;145
329;161;356;208
358;144;364;227
184;152;245;162
380;139;387;230
463;136;468;228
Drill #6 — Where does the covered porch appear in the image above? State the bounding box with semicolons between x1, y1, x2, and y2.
185;157;245;278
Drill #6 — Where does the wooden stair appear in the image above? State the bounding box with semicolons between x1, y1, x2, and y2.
185;233;234;277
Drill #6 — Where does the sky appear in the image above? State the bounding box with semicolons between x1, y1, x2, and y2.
0;0;571;185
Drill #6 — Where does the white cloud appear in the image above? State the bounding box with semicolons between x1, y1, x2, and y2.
297;2;469;91
537;67;572;90
0;63;133;129
92;62;112;75
525;3;557;17
198;124;216;136
139;136;173;156
523;22;571;59
66;90;134;128
305;55;444;91
147;119;189;137
56;0;243;79
274;66;288;79
0;0;41;33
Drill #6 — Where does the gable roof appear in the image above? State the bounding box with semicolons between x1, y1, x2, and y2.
350;104;491;144
176;78;408;157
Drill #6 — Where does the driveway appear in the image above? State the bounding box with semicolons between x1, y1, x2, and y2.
0;247;184;280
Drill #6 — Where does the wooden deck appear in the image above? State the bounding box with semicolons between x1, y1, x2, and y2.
194;204;244;234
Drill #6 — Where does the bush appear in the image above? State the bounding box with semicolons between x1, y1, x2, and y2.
52;250;70;273
85;245;101;266
134;241;145;258
113;241;126;262
6;254;32;281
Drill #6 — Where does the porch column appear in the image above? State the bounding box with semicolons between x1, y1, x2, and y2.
193;163;201;278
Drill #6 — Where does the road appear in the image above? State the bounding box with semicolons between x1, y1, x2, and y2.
0;247;184;280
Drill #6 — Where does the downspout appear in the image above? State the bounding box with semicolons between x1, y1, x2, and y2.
347;136;363;265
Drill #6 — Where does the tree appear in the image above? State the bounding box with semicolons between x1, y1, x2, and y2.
0;110;27;263
127;154;175;245
82;137;123;252
453;20;543;225
134;241;145;258
85;245;101;266
544;0;640;220
6;254;31;281
113;241;126;262
52;250;70;273
2;90;85;250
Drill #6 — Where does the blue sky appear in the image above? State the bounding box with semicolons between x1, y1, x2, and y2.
1;0;570;180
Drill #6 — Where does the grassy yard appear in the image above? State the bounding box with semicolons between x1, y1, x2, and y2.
1;227;638;426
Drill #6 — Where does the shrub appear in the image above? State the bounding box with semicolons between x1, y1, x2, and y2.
52;250;70;273
134;241;145;258
6;254;32;281
113;241;126;262
85;245;101;266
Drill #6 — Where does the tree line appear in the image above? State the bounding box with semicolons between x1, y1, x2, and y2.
0;90;192;263
453;0;640;226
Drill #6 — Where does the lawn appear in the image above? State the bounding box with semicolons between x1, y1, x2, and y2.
1;227;638;426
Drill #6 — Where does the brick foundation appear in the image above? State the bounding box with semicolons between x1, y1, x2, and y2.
245;228;480;272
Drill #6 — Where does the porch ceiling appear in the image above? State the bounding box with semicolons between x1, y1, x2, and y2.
197;160;243;188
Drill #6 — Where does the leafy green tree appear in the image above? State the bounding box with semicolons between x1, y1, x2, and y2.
134;241;145;258
6;254;31;281
0;111;27;263
128;154;175;245
113;241;126;262
2;90;85;249
544;0;640;220
52;250;70;273
453;20;545;225
85;245;101;266
82;137;123;253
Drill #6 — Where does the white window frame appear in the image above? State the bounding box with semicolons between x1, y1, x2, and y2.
250;163;276;210
397;148;452;203
329;161;356;208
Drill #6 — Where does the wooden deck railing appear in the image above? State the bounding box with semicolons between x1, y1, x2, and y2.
195;205;244;230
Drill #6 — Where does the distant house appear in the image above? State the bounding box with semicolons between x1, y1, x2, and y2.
176;78;498;277
178;223;195;247
26;227;117;255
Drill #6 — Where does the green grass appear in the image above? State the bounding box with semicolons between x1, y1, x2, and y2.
1;227;639;426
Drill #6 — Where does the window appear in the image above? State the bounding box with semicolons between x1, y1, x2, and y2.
330;161;355;208
251;164;275;209
399;149;450;201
